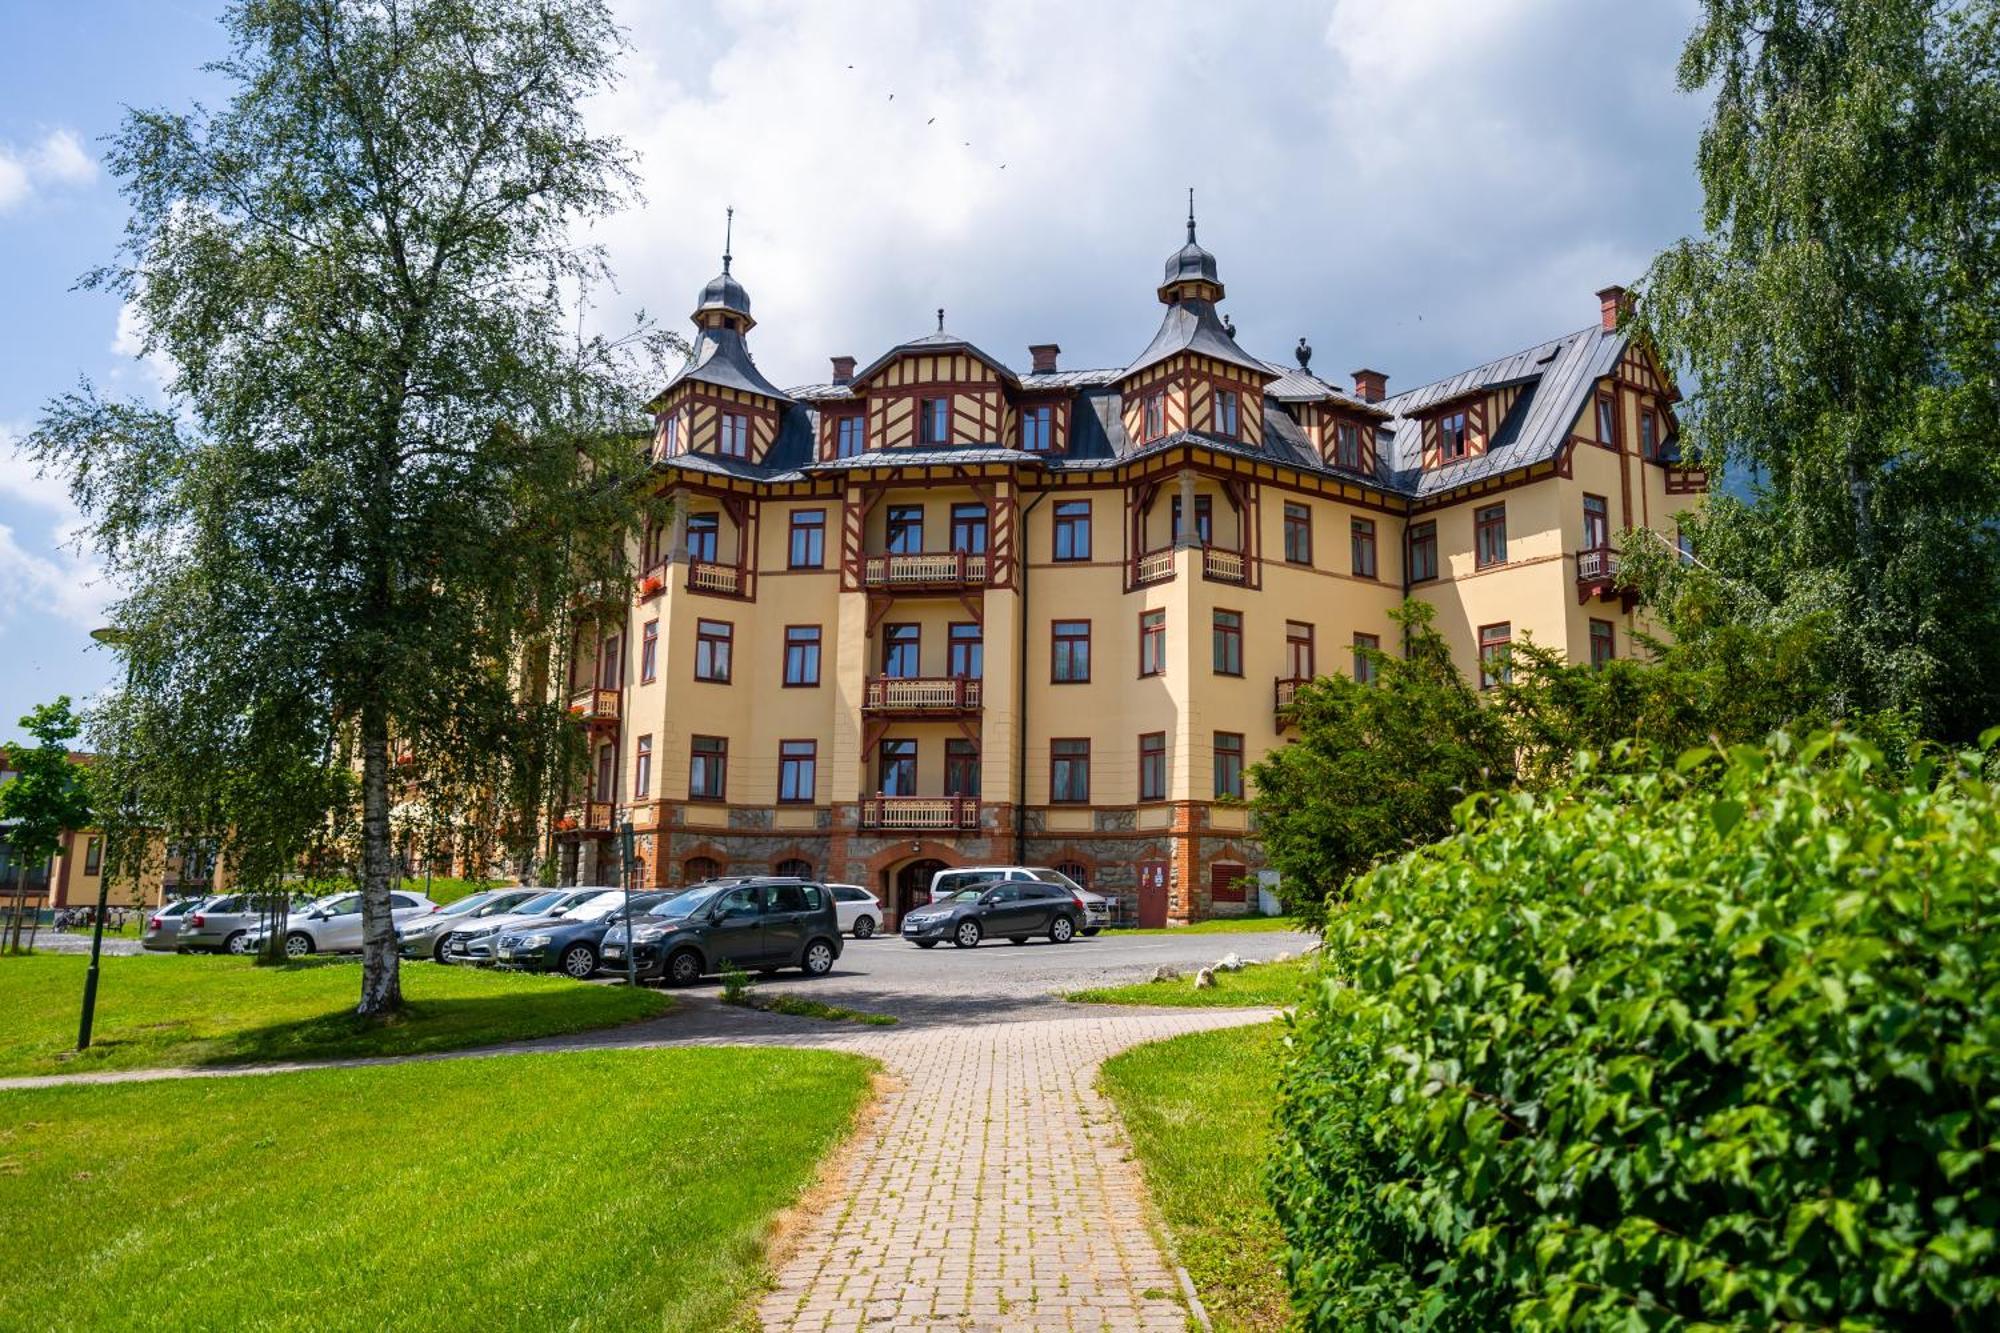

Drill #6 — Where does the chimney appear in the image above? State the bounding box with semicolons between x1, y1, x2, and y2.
1028;343;1061;374
1351;368;1388;404
1595;285;1629;333
830;355;856;385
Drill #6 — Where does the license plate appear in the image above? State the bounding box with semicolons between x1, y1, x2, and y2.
446;943;465;955
603;945;623;958
497;948;514;960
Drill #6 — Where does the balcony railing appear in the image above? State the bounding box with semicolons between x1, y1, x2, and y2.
1575;544;1628;606
1274;676;1307;712
1134;547;1175;585
561;801;614;833
1201;545;1247;584
863;677;983;713
862;550;988;590
859;796;981;831
567;687;620;723
686;560;743;596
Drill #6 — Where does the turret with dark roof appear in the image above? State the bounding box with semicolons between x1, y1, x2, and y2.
1126;194;1270;381
648;210;790;408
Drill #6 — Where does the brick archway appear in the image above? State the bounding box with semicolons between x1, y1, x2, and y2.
867;842;963;927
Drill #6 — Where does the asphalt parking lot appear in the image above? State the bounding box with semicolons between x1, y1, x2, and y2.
661;925;1319;1024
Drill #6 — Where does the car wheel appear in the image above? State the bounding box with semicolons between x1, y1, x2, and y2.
853;916;876;939
802;940;836;976
559;944;598;980
1050;915;1075;944
283;931;314;958
914;940;938;949
224;931;251;956
432;939;452;963
953;919;982;949
1008;936;1028;945
665;949;704;987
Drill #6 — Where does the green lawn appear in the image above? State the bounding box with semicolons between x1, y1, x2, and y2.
1102;1023;1290;1332
0;954;670;1078
0;1047;873;1330
1068;957;1315;1008
1107;916;1310;936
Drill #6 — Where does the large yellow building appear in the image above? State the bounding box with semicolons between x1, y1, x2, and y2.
552;214;1703;924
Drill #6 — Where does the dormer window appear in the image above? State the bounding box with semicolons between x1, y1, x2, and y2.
1334;420;1361;471
1021;404;1053;452
1143;391;1166;442
1214;389;1240;438
921;397;951;445
835;414;865;459
1596;392;1616;446
1639;409;1658;459
1439;409;1469;461
719;412;749;458
659;413;680;456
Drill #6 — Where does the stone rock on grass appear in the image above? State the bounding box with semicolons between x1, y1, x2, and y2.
1149;965;1181;983
1194;966;1216;990
1214;953;1245;973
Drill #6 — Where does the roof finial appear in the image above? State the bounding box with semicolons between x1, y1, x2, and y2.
1186;187;1197;244
937;307;945;332
722;206;734;274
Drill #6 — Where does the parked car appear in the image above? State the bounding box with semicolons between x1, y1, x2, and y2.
902;879;1083;949
927;865;1109;934
440;887;619;965
828;883;882;938
141;897;206;952
494;890;672;978
601;879;843;986
280;889;438;957
397;888;542;961
178;894;309;955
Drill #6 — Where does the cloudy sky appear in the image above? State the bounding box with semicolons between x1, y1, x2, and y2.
0;0;1707;733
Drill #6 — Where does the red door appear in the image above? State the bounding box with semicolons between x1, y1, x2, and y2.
1137;862;1169;928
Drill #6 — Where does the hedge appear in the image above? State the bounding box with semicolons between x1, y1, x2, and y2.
1270;731;2000;1329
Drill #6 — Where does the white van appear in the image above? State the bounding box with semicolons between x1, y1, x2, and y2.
928;865;1108;934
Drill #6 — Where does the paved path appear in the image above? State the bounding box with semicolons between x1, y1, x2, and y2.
756;1007;1273;1333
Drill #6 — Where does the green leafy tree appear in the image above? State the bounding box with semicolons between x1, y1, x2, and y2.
1247;602;1513;921
28;0;668;1013
0;698;96;950
1636;0;2000;740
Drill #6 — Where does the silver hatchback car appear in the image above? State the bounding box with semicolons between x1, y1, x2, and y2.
141;897;206;951
177;894;301;955
280;890;438;957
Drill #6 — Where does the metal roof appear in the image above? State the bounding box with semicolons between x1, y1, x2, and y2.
651;327;791;405
807;446;1044;473
851;330;1022;388
1124;298;1273;380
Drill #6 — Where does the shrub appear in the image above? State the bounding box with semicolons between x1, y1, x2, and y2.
1270;731;2000;1330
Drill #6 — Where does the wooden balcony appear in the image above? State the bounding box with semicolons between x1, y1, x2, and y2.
567;687;620;724
863;677;983;715
1274;676;1309;731
1201;545;1247;584
561;800;614;834
1133;547;1175;586
862;550;988;591
686;560;743;597
859;796;981;831
1575;545;1632;607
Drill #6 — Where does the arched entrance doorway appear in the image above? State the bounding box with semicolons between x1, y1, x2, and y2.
884;858;948;929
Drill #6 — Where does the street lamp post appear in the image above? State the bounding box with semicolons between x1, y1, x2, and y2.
78;625;129;1051
618;820;638;989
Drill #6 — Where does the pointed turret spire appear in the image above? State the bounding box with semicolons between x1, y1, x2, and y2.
692;207;754;331
1187;187;1197;244
722;205;734;274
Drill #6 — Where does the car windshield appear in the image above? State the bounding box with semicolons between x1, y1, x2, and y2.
551;890;612;915
436;892;496;917
650;887;722;919
565;894;638;922
507;890;567;916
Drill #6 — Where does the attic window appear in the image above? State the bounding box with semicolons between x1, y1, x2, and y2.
921;397;951;445
1439;409;1469;460
1334;420;1362;471
1143;391;1166;442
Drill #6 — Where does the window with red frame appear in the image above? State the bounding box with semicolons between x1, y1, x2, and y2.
1142;391;1166;441
1351;517;1378;579
1139;609;1166;677
1590;619;1616;668
1353;632;1380;684
778;740;816;802
1052;620;1091;682
1050;739;1091;803
1478;623;1512;689
1475;503;1508;568
718;412;749;458
788;509;825;568
640;620;658;683
1139;732;1167;801
689;736;728;800
634;735;652;798
694;619;732;683
1283;503;1312;565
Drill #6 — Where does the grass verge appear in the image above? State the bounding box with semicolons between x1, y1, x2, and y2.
0;954;670;1078
0;1047;873;1330
1101;1023;1290;1331
1067;957;1314;1008
756;994;899;1026
1106;916;1310;936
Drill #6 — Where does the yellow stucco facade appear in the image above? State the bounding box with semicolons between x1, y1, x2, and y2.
550;232;1701;925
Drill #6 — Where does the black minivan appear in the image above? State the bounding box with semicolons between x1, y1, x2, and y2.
600;878;844;986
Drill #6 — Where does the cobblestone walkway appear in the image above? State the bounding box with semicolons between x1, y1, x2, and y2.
757;1008;1272;1333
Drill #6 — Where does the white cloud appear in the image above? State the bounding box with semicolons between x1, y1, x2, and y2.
0;425;76;517
0;127;99;214
0;521;106;629
585;0;1706;395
